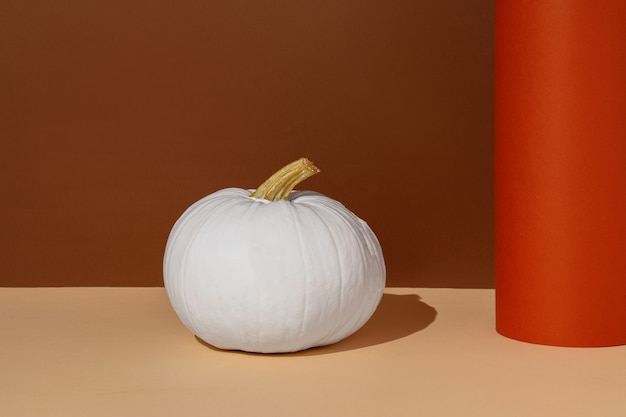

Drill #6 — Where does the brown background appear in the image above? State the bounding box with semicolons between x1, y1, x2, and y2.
0;0;494;288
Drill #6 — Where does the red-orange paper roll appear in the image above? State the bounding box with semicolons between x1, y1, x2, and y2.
495;1;626;347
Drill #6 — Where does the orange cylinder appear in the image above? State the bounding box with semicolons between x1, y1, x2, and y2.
495;1;626;346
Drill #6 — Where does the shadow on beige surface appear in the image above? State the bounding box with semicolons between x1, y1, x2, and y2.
196;293;437;356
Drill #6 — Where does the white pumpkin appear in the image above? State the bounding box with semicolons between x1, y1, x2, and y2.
163;158;385;353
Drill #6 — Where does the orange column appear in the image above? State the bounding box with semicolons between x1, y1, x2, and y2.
495;1;626;346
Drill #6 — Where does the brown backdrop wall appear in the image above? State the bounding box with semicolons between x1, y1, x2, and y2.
0;0;494;287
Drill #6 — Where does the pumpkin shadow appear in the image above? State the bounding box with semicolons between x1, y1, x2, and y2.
195;292;437;356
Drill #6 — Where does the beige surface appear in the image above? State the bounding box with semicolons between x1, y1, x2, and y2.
1;287;624;417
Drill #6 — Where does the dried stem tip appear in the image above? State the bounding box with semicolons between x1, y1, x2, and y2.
249;158;320;201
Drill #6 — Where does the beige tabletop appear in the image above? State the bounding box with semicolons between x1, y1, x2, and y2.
1;287;624;417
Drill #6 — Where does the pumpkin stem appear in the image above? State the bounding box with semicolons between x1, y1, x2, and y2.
250;158;320;201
